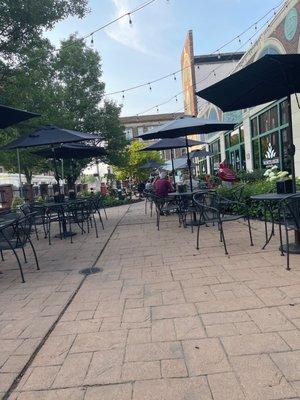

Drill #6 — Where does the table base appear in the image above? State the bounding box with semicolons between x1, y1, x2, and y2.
55;231;77;239
280;243;300;255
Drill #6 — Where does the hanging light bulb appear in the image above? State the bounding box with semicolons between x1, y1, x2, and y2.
173;73;176;81
238;36;241;44
148;83;152;91
213;70;216;77
255;24;257;30
218;52;221;60
175;96;178;102
156;106;159;113
128;13;132;25
91;34;94;45
122;91;125;100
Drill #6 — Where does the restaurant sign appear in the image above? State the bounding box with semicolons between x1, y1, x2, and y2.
263;142;279;166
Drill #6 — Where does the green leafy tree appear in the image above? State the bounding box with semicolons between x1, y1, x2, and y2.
114;141;163;181
0;35;127;184
0;0;88;78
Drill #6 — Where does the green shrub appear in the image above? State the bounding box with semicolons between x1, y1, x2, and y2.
237;169;265;183
216;180;276;219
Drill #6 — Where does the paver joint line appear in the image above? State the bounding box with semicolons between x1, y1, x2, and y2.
2;205;131;400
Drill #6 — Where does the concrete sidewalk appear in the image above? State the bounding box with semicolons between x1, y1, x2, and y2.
2;201;300;399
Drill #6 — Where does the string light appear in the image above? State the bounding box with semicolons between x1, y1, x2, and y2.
136;11;275;117
213;70;216;77
105;0;285;97
148;83;152;91
173;73;177;81
128;13;133;25
90;35;94;45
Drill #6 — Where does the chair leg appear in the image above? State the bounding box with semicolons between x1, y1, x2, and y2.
247;217;254;246
93;214;99;238
34;223;39;240
196;222;201;250
102;206;108;220
279;221;284;256
97;211;104;230
1;250;4;261
28;238;40;271
220;223;228;255
285;227;290;271
21;246;27;263
12;248;25;283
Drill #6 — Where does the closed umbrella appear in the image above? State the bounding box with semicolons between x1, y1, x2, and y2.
139;115;235;191
32;142;107;159
139;137;205;185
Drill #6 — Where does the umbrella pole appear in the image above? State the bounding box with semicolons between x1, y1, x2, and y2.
51;146;61;195
185;136;193;192
287;94;296;193
17;149;23;197
286;94;300;252
171;149;176;188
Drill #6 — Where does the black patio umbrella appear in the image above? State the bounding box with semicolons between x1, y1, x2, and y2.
140;160;163;170
196;54;300;192
32;142;107;159
2;125;100;193
139;115;235;191
0;104;40;129
139;137;205;185
190;149;213;158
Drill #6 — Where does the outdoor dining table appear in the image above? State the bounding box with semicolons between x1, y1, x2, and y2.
251;192;300;254
36;198;86;238
168;189;212;226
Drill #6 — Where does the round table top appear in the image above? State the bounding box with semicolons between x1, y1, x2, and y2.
251;191;300;201
168;189;209;197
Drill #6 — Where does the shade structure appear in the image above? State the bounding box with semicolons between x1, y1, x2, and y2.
196;54;300;112
0;104;40;129
140;160;162;170
139;137;206;186
164;157;197;171
2;124;100;150
139;137;205;151
190;149;212;158
139;116;235;191
33;142;107;159
2;125;101;195
138;115;235;140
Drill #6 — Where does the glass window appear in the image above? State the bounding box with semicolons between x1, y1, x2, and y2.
261;132;280;167
281;128;292;172
230;131;239;147
225;134;230;149
252;138;260;169
125;128;133;140
239;126;244;143
280;100;288;125
251;118;258;137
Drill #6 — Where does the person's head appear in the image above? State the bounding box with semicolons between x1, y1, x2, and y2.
159;171;167;179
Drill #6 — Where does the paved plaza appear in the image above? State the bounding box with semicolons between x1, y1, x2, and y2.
1;202;300;399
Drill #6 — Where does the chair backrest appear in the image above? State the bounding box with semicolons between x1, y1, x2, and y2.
193;193;220;223
281;194;300;230
229;184;245;202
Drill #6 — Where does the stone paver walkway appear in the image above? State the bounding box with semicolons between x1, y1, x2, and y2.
2;201;300;399
0;205;129;399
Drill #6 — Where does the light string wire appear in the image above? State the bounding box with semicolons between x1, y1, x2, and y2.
135;5;285;117
105;0;286;97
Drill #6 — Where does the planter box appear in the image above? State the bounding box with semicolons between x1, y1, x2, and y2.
276;180;293;194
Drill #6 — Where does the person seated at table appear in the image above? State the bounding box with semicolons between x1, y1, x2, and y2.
154;171;173;198
145;179;153;191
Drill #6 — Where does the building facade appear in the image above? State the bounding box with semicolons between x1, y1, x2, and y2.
120;112;185;161
182;0;300;177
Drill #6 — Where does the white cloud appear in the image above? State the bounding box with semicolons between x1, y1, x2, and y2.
105;0;149;54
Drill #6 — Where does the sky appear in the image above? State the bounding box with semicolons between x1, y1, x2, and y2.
46;0;282;117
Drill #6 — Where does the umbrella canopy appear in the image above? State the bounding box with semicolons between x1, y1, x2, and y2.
196;54;300;112
139;137;205;151
0;104;40;129
138;115;235;140
164;157;197;171
33;142;106;160
190;149;212;158
2;124;100;150
140;160;162;169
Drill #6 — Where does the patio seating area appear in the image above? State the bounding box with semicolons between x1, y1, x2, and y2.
1;201;300;399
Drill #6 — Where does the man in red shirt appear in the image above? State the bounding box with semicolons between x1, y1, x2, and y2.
154;171;173;198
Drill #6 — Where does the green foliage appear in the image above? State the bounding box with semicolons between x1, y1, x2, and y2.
11;196;24;210
216;180;276;219
81;175;97;184
113;141;163;181
0;34;127;183
237;169;265;183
